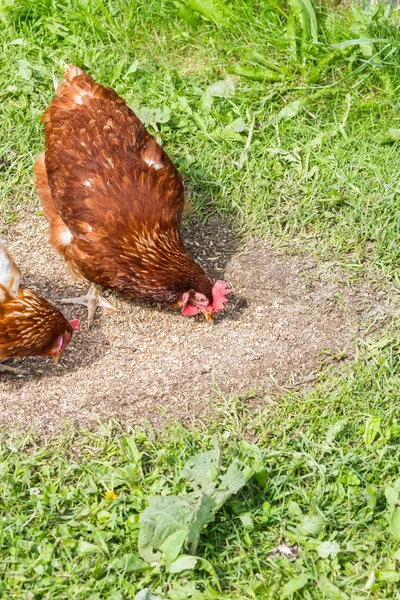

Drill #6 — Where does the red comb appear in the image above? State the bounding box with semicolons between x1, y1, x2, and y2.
69;319;79;331
211;280;230;312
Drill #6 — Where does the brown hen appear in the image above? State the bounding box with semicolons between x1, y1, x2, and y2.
0;241;78;374
34;65;229;327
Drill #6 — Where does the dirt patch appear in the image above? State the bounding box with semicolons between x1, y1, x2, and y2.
0;211;390;434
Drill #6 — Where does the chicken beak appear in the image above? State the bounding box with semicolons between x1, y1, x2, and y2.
200;306;214;322
53;352;61;365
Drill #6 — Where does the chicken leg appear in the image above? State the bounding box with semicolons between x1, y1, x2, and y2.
0;359;25;377
60;283;116;328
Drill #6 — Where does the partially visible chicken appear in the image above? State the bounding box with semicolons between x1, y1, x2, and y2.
34;65;229;327
0;241;78;374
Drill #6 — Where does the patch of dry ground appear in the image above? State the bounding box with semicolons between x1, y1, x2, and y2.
0;211;390;434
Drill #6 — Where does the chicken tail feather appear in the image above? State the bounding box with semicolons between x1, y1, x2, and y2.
56;64;85;95
0;241;21;302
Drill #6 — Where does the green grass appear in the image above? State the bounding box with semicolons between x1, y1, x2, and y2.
1;0;400;276
1;0;400;597
2;331;400;599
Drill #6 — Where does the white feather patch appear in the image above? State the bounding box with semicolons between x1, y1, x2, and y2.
143;157;163;170
58;228;73;246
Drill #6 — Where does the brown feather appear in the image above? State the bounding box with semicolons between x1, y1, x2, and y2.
0;242;74;361
35;65;213;306
0;286;73;360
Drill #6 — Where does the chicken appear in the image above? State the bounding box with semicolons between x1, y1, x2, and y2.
33;65;229;327
0;241;78;374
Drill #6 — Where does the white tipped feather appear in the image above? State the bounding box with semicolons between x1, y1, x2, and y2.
0;242;21;300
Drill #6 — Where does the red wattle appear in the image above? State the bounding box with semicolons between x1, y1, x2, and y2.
69;319;80;331
182;304;200;316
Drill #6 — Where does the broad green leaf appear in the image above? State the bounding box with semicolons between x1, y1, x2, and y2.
367;336;393;350
135;106;171;125
120;435;142;464
45;19;70;37
385;485;398;509
285;13;297;54
318;577;348;600
97;509;111;523
325;420;347;444
185;0;232;26
224;118;248;133
297;514;324;537
160;529;187;567
139;446;261;564
393;548;400;560
229;64;283;81
287;0;318;44
239;513;254;531
389;506;400;538
206;77;235;98
375;128;400;144
126;60;139;75
212;460;248;509
138;495;194;562
218;128;247;143
117;463;141;487
192;112;207;131
281;574;309;599
135;589;164;600
16;59;32;81
110;58;126;85
186;493;217;544
168;555;198;573
77;540;101;554
363;415;380;446
195;556;219;584
288;500;303;519
180;445;220;489
376;570;400;583
366;485;379;510
266;147;300;163
277;100;304;122
200;90;214;112
111;553;150;573
317;541;340;559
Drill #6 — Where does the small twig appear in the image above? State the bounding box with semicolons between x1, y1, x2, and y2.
237;113;256;169
303;107;317;119
284;373;319;389
267;372;319;392
115;345;138;352
20;512;37;530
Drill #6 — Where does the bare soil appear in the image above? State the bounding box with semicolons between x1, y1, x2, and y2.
0;211;390;434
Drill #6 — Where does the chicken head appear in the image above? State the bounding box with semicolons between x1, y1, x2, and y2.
182;280;230;321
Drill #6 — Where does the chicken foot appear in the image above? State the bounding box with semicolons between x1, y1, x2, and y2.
0;359;25;377
60;283;116;328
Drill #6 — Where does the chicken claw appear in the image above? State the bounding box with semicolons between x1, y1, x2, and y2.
60;284;116;328
0;362;25;377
